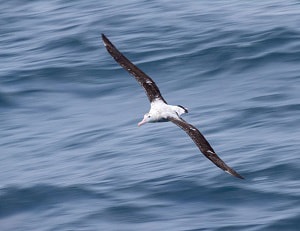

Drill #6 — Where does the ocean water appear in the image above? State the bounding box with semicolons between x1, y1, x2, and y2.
1;0;300;230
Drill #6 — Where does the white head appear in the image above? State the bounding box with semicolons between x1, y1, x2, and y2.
138;113;154;126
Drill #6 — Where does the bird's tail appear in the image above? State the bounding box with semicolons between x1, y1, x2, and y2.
174;105;188;116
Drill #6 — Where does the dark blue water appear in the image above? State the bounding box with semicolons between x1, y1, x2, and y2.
1;1;300;230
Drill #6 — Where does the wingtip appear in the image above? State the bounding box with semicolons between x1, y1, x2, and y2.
225;170;245;180
235;174;245;180
101;33;109;46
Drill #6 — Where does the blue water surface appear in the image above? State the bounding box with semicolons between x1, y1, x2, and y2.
1;0;300;230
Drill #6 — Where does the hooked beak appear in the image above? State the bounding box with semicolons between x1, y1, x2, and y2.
138;118;147;127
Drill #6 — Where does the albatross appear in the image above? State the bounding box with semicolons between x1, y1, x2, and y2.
102;34;244;179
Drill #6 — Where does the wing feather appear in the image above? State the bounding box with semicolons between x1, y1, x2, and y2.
169;117;244;179
102;34;167;103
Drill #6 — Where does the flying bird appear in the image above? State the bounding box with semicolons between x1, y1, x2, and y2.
102;34;244;179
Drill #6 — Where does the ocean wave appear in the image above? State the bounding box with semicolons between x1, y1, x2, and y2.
0;184;104;218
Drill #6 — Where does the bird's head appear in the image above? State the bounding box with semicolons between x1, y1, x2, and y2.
138;113;154;126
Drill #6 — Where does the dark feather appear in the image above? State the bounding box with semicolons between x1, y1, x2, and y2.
102;34;167;103
168;117;244;179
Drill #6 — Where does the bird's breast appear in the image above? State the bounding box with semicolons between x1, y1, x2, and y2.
150;101;180;121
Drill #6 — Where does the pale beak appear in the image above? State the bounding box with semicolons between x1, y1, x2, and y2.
138;118;147;127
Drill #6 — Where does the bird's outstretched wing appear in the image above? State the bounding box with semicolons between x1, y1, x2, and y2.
168;117;244;179
102;34;167;103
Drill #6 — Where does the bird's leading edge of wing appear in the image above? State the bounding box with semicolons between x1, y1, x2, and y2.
169;117;244;179
102;34;167;103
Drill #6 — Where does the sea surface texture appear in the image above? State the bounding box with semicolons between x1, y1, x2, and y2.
1;1;300;230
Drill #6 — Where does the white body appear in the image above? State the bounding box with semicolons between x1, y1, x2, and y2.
138;99;187;126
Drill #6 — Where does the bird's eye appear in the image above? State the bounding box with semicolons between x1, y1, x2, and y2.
148;115;151;118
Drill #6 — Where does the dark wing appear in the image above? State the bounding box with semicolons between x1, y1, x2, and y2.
102;34;167;103
169;117;244;179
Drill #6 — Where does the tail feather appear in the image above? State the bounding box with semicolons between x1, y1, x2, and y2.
175;105;188;115
177;105;188;113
